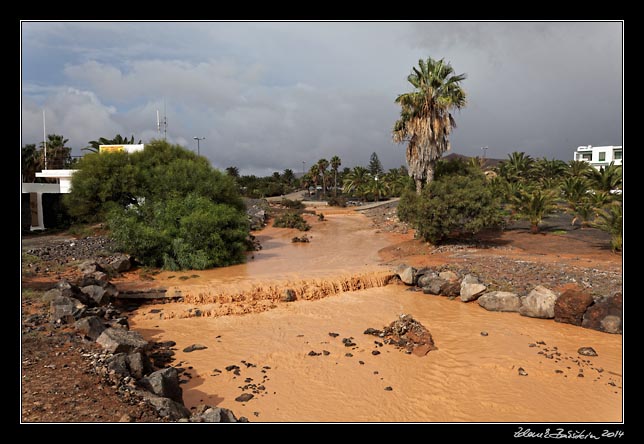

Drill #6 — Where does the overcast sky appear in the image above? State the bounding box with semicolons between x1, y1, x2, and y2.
21;21;622;176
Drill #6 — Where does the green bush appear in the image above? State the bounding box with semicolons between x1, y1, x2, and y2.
280;198;305;209
327;196;347;207
397;190;420;224
64;140;243;222
273;212;311;231
109;194;248;270
404;175;503;244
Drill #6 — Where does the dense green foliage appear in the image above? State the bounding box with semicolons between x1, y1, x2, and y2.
64;140;249;269
109;194;248;269
399;166;503;244
273;212;311;231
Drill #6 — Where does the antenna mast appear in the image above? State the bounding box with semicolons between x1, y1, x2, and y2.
42;109;47;170
163;99;167;141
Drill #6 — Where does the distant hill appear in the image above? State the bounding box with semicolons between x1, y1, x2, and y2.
442;152;503;169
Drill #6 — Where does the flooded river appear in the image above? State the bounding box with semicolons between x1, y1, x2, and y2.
128;211;622;422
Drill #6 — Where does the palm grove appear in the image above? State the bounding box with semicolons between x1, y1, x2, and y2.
393;57;622;251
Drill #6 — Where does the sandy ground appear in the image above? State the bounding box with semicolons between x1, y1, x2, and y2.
21;203;623;423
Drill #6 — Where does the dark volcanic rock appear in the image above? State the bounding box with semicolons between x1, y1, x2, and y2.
582;292;622;334
440;280;461;297
137;390;190;420
96;328;149;353
421;278;447;295
377;314;437;356
235;393;254;402
363;328;382;336
50;296;84;324
139;367;183;404
577;347;598;357
183;344;208;353
328;332;340;338
74;315;106;341
280;289;297;302
554;288;594;326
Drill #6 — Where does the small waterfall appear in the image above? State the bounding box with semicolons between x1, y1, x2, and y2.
150;270;395;319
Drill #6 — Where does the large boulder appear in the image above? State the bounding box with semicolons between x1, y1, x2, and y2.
280;289;297;302
96;328;149;353
478;291;521;312
136;390;190;420
81;285;110;306
106;353;130;377
582;292;622;334
422;278;447;295
417;271;439;288
50;296;85;324
126;352;151;379
439;270;459;282
554;288;594;326
192;406;240;423
440;281;461;297
460;275;486;302
138;367;183;404
109;256;132;273
519;286;558;319
395;265;417;286
78;260;103;275
74;316;106;341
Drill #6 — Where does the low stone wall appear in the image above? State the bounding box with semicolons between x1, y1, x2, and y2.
394;264;622;335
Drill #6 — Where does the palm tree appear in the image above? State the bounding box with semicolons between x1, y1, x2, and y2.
225;166;240;178
309;164;320;196
368;176;388;202
561;176;590;226
282;168;295;186
317;158;329;195
498;152;534;183
40;134;71;169
513;188;557;233
587;162;622;192
393;57;467;194
84;134;141;153
534;157;567;185
21;144;41;182
592;203;622;252
383;167;411;197
567;160;593;178
330;155;341;197
343;166;370;201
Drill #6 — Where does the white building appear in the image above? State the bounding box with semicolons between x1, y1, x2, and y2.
573;145;622;169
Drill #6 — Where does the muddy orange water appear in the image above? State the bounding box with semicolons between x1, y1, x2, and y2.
129;211;623;422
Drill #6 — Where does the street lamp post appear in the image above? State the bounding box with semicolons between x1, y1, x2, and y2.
193;137;205;156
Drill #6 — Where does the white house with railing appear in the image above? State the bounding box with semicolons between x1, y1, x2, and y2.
573;145;622;169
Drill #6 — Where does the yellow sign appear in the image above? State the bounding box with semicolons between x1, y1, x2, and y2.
99;145;125;153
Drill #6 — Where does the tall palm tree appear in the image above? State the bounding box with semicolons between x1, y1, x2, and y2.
343;166;370;201
561;176;590;226
21;144;41;182
40;134;71;169
393;57;467;194
309;164;320;195
317;158;329;195
330;155;341;197
225;166;240;178
368;176;388;202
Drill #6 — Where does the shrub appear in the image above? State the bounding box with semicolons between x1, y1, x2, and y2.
397;190;420;224
406;175;503;244
592;203;622;252
327;196;347;207
273;212;311;231
109;194;249;270
280;198;305;209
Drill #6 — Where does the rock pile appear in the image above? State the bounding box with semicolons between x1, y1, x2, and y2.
364;314;437;356
34;268;247;422
394;264;622;335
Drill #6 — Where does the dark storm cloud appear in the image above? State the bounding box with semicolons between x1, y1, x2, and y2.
21;22;622;174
